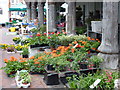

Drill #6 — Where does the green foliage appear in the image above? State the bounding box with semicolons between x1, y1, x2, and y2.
21;47;29;55
75;25;87;35
67;70;119;89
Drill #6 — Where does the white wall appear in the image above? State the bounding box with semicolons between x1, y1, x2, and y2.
0;0;9;23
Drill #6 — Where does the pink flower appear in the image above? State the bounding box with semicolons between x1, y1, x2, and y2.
30;35;33;37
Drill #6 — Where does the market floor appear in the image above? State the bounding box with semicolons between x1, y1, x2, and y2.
0;27;47;88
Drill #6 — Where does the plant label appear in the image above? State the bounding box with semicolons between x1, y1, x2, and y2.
89;79;101;89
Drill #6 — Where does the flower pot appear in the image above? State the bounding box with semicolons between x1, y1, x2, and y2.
30;70;46;75
21;83;30;88
60;76;68;85
79;63;88;69
22;55;29;58
7;51;15;53
47;65;55;71
17;51;23;53
7;71;17;77
44;73;60;85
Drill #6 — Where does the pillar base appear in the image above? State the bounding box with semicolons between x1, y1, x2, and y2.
98;53;119;70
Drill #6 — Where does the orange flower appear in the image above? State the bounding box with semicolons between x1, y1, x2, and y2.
87;37;91;40
92;48;96;50
34;62;40;64
71;48;75;53
4;58;8;63
69;44;73;46
38;56;43;60
82;41;87;44
20;60;25;62
38;66;40;67
34;59;38;62
52;50;57;53
13;58;18;61
29;56;35;59
91;38;95;40
73;41;77;44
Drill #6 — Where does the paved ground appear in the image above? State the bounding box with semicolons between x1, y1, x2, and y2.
0;27;47;88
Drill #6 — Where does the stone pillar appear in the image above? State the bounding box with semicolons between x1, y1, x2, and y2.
31;2;37;21
38;2;44;26
26;2;31;23
98;0;119;70
47;2;56;32
66;2;76;35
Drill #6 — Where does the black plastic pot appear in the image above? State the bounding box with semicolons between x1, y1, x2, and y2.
60;76;68;85
30;70;46;75
79;63;88;69
44;73;60;85
22;55;29;58
47;65;55;71
80;68;100;76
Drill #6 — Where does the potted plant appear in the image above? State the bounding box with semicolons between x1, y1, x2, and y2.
6;45;15;53
13;37;21;44
20;47;29;58
28;55;46;74
15;45;23;53
15;70;31;88
0;57;20;77
21;75;31;88
0;44;8;50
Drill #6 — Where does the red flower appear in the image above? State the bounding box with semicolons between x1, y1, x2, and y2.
51;32;54;34
44;33;47;35
36;33;41;36
48;37;51;39
57;32;60;34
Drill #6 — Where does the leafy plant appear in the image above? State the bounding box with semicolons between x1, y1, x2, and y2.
67;70;119;89
75;25;87;35
20;47;29;55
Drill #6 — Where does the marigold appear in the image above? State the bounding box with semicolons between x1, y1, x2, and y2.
34;59;38;62
20;60;25;62
69;44;73;46
34;62;40;64
52;50;57;53
73;41;77;44
87;37;91;40
71;48;75;53
29;56;35;59
4;58;8;63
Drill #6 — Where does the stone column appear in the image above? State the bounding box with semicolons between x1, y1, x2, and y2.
31;2;37;21
38;2;44;26
98;0;119;70
47;2;56;32
66;2;76;35
26;2;31;23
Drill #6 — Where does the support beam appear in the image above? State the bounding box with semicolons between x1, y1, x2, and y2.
26;2;31;23
47;2;56;32
31;2;37;21
38;2;44;27
98;0;119;70
66;2;76;35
